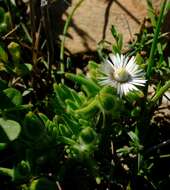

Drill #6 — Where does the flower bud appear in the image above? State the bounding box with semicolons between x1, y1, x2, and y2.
30;178;56;190
131;106;141;117
98;93;117;111
79;127;97;144
8;42;21;63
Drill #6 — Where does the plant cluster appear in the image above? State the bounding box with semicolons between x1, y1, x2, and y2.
0;0;170;190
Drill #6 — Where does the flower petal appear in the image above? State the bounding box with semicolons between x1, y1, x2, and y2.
99;54;146;97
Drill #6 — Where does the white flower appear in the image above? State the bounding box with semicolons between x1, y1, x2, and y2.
99;54;146;97
41;0;47;7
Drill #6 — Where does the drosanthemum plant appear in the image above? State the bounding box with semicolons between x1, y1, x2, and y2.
99;54;146;97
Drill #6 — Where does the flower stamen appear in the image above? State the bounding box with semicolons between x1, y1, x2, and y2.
114;68;131;83
99;54;146;97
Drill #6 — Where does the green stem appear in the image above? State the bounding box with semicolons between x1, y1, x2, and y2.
146;0;167;79
0;104;33;115
20;23;32;44
151;80;170;104
60;0;84;73
0;167;13;178
65;73;100;92
75;99;98;115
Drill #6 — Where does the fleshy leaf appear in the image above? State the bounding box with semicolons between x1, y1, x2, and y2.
0;118;21;141
3;88;22;106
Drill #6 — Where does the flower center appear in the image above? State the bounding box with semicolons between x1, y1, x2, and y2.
114;68;130;82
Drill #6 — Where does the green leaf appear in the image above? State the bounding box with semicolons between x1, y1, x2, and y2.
23;112;45;139
25;63;33;72
111;25;119;41
0;45;8;63
0;92;13;110
65;73;100;97
0;79;7;90
112;45;120;54
8;42;21;63
0;118;21;141
4;12;12;30
58;136;76;145
0;167;14;178
0;62;7;71
0;7;5;23
157;43;163;55
128;131;139;144
3;88;22;106
29;177;57;190
0;22;7;34
126;90;144;102
79;127;97;144
118;34;123;50
0;143;7;150
135;53;144;65
38;113;49;124
14;64;31;76
146;0;157;27
22;88;33;96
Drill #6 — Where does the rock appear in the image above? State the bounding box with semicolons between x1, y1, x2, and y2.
61;0;162;53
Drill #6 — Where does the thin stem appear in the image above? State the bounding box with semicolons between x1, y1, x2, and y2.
145;139;170;154
60;0;84;73
20;23;33;44
150;80;170;104
146;0;167;79
2;25;19;40
56;181;62;190
41;0;54;80
30;0;37;48
75;99;98;115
